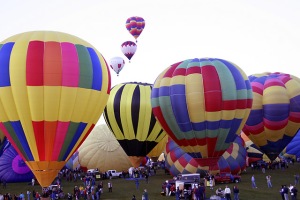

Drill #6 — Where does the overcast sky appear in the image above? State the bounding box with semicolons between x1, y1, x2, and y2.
1;0;300;125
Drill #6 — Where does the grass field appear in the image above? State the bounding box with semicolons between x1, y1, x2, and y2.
2;162;300;200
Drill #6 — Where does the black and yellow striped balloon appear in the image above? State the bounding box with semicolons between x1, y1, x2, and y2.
103;82;166;167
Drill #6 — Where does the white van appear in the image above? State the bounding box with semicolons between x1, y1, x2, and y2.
177;173;201;183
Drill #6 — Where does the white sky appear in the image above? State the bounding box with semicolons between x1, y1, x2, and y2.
1;0;300;125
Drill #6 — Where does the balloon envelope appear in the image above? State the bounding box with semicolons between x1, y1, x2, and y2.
120;41;137;61
78;124;132;172
126;16;145;42
104;82;166;167
152;58;253;170
109;57;125;76
0;31;111;187
0;143;34;183
165;136;246;176
243;72;300;161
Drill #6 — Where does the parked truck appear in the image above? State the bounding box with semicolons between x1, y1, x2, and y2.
106;169;123;178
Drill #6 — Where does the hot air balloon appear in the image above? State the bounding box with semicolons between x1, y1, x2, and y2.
0;31;111;188
126;16;145;43
243;72;300;161
78;124;132;172
240;132;264;165
121;41;137;62
282;129;300;158
109;57;125;76
151;58;253;171
0;143;34;183
165;136;247;176
103;82;166;168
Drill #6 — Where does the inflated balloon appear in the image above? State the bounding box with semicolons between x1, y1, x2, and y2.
0;31;111;187
126;16;145;42
217;136;247;175
243;72;300;161
78;124;132;172
103;82;166;168
109;57;125;76
240;132;263;165
147;135;168;162
0;143;34;183
152;58;253;170
165;136;246;176
121;41;137;62
281;129;300;158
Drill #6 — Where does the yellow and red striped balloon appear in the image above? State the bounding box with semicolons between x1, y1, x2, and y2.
0;31;111;187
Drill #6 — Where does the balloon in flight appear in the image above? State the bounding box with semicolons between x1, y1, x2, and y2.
126;16;145;42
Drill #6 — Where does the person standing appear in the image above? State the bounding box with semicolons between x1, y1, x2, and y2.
291;186;298;200
266;175;272;188
233;186;239;200
251;175;257;188
175;187;181;200
132;195;136;200
142;189;149;200
26;190;31;200
135;178;139;190
224;185;232;200
108;181;112;193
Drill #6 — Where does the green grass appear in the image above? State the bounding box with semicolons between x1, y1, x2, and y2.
2;162;300;200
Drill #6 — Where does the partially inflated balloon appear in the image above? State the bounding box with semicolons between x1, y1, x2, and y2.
0;143;34;183
104;82;166;167
126;16;145;42
147;135;168;162
0;31;111;187
152;58;252;170
78;124;132;172
243;72;300;161
109;57;125;76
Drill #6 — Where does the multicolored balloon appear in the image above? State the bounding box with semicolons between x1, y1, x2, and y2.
0;31;111;187
103;82;166;168
109;56;125;76
240;132;263;165
243;72;300;161
165;136;247;176
126;16;145;42
121;41;137;62
152;58;253;170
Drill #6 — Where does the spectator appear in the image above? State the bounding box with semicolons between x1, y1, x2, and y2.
266;175;272;188
142;189;149;200
233;186;239;200
108;181;112;192
224;185;232;200
291;186;298;200
251;175;257;188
